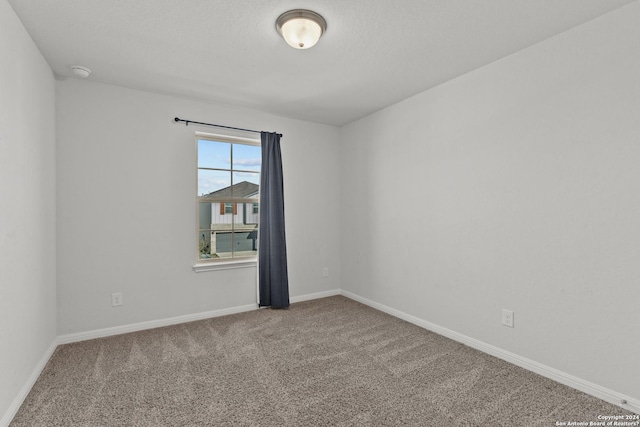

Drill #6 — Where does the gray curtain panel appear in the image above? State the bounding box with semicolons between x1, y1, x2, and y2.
259;132;290;308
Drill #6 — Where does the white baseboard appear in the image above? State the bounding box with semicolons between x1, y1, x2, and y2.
4;290;341;425
57;289;342;345
290;288;341;303
57;303;260;345
340;290;640;415
7;288;636;427
1;339;57;427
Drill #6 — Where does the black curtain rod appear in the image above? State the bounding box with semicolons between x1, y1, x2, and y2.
174;117;282;137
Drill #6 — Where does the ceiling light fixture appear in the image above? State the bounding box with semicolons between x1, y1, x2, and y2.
70;65;91;78
276;9;327;50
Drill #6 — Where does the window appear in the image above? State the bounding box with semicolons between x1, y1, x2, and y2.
222;203;236;215
196;132;261;262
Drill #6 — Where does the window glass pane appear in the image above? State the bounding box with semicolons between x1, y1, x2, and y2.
245;203;259;224
212;231;233;259
198;202;212;230
232;171;260;195
198;140;230;169
198;169;231;197
212;202;233;226
234;229;258;257
196;136;261;262
233;144;261;172
198;231;212;259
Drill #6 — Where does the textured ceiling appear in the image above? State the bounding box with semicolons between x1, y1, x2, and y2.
8;0;636;126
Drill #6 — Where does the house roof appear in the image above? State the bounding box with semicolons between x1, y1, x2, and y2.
203;181;258;199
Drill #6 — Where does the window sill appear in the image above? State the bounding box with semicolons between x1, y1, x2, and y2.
193;258;257;273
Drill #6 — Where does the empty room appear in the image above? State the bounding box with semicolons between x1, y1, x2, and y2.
1;0;639;425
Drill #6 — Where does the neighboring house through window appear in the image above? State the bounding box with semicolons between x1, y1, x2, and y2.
222;203;236;215
196;133;261;261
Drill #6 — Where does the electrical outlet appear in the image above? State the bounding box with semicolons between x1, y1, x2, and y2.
502;309;514;328
112;292;123;307
322;267;329;277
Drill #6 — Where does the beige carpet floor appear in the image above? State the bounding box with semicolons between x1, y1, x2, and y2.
11;296;631;426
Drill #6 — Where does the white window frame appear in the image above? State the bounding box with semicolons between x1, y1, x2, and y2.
193;131;260;272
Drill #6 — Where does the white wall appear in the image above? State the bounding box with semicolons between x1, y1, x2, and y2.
56;79;341;335
0;0;57;422
341;2;640;402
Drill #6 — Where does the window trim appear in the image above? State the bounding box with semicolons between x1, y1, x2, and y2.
193;258;257;272
195;131;260;269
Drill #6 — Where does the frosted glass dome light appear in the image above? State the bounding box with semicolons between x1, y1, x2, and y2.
70;65;91;78
276;10;327;49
